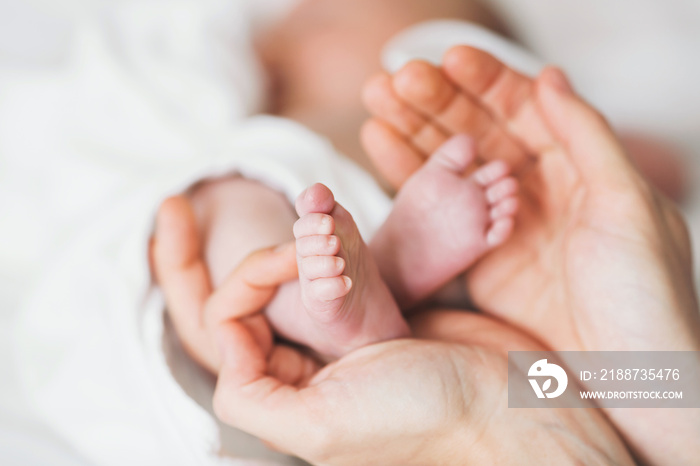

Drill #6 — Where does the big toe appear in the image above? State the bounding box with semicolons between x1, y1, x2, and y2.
296;183;336;217
426;134;478;174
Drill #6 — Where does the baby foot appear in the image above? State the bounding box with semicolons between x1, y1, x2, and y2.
372;134;518;308
293;183;409;357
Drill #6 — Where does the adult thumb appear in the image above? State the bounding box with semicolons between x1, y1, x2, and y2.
212;321;318;459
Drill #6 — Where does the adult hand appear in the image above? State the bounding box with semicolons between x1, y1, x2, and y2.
213;310;637;466
151;197;633;466
151;196;304;375
361;47;700;464
364;47;699;353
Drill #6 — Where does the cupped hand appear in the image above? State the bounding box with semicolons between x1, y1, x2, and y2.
361;48;700;464
212;310;635;466
466;66;700;354
151;196;304;375
363;47;700;354
151;197;633;466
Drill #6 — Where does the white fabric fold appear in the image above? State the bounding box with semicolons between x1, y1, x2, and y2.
382;20;543;76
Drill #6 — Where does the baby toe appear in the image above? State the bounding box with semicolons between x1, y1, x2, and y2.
296;235;340;258
427;134;478;173
295;183;336;217
485;177;519;204
306;276;353;304
293;213;335;239
486;217;515;247
490;197;519;220
473;160;510;187
300;256;345;280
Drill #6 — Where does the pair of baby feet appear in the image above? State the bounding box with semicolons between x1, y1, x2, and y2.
262;46;524;358
285;134;518;358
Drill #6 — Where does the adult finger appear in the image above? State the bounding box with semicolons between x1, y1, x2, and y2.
535;67;638;187
152;196;214;369
391;59;527;169
212;321;324;459
204;241;299;327
442;45;554;154
360;118;425;190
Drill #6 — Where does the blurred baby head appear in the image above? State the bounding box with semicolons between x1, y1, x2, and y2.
258;0;507;114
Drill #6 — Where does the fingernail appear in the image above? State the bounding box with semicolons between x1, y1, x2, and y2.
342;276;352;290
334;257;345;270
548;68;574;95
321;215;332;226
328;236;338;248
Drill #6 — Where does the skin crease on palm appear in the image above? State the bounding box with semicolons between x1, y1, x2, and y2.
361;49;700;464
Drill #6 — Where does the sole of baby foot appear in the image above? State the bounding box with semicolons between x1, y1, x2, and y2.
372;135;519;308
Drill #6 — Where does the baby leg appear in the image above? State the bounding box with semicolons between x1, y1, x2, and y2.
191;176;408;360
191;177;297;288
191;177;321;350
